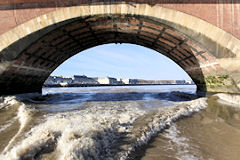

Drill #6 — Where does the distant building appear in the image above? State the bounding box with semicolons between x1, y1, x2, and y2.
45;76;73;85
59;82;68;87
176;80;186;84
117;78;129;84
122;78;130;84
44;75;194;86
97;77;118;84
129;79;138;84
58;76;72;84
73;75;98;84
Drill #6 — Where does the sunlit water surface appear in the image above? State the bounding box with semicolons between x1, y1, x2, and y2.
0;85;240;160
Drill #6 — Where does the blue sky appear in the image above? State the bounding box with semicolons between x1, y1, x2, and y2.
51;43;191;80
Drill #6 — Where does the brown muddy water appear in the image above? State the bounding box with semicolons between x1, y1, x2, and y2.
130;95;240;160
0;85;239;160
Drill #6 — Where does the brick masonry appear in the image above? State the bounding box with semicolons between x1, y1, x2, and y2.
0;0;240;40
0;2;240;94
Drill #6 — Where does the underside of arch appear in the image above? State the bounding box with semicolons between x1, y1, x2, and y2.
0;4;239;95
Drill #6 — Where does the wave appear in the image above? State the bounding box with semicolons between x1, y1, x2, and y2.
161;124;204;160
0;93;41;110
0;95;39;154
2;103;34;154
0;95;207;160
122;97;207;159
0;96;19;110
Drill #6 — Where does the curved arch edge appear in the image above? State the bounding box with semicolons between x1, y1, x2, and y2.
0;4;240;94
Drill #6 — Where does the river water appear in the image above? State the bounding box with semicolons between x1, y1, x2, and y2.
0;85;240;160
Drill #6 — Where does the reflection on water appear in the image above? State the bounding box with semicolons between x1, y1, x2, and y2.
0;85;239;160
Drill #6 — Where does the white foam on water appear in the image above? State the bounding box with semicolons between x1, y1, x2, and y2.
119;97;207;159
0;117;18;133
215;93;240;107
163;124;204;160
0;102;146;160
2;102;33;154
0;96;24;133
0;96;22;133
0;96;19;110
0;94;38;109
0;96;207;160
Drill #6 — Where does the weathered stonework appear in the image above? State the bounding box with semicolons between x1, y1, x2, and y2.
0;2;240;95
204;75;239;93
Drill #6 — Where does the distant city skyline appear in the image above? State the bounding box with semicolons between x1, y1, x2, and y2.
51;44;192;80
45;75;194;86
49;75;190;81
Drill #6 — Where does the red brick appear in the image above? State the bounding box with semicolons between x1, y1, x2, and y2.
157;41;172;51
159;37;175;47
75;32;93;39
0;1;239;40
140;31;158;40
139;35;155;42
190;57;199;66
65;22;86;32
177;46;191;57
196;55;208;64
51;35;69;46
27;43;42;53
180;43;196;55
71;27;90;36
165;29;184;41
186;40;203;53
141;26;161;35
180;60;189;67
143;21;164;31
57;39;75;49
161;33;180;44
201;52;216;63
173;49;185;59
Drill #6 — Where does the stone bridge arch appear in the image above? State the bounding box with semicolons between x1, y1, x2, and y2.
0;3;240;95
